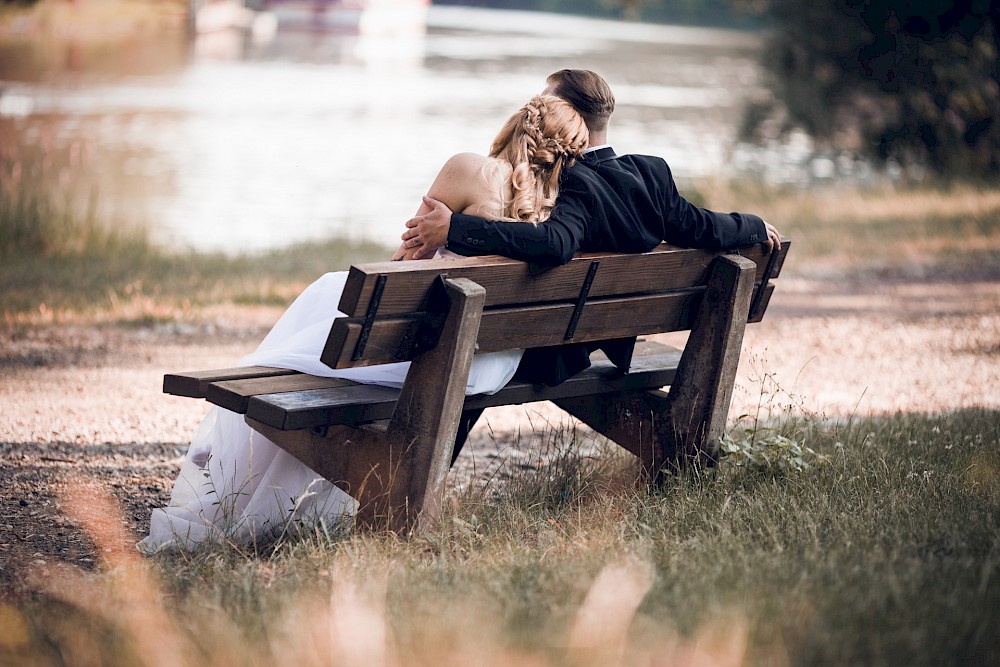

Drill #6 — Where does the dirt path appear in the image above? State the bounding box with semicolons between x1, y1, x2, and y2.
2;275;998;595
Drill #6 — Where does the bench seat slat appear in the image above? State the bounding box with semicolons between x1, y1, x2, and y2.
163;366;299;399
338;243;788;317
205;375;362;414
246;351;683;431
247;383;402;431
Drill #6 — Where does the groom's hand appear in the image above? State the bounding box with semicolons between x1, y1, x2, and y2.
763;221;782;253
402;196;452;259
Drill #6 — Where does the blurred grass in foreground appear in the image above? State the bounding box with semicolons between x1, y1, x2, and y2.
2;408;998;666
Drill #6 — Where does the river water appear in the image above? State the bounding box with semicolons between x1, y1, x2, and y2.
0;7;769;254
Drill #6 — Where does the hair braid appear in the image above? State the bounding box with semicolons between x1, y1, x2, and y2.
490;94;589;223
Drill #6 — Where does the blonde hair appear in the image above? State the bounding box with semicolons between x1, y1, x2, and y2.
489;94;589;223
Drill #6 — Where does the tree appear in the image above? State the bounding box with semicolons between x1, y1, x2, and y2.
741;0;1000;177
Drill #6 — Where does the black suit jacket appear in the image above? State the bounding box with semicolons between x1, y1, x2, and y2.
447;147;766;266
445;147;767;385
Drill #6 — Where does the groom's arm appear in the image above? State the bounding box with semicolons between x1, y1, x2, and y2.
404;180;591;266
448;201;587;266
648;157;774;251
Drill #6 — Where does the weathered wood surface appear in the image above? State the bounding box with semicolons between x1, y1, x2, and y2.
163;366;298;399
661;254;756;469
322;242;787;370
556;255;756;475
165;242;788;534
249;277;488;533
377;277;486;530
245;352;682;431
337;242;789;317
206;374;361;414
322;284;773;368
555;389;670;476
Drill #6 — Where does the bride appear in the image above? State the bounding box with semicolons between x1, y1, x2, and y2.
139;94;590;553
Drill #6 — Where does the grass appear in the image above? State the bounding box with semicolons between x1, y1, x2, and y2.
0;129;392;325
0;180;391;326
0;234;392;324
694;180;1000;281
2;409;998;665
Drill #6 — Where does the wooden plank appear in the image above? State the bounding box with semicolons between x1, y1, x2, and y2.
326;281;777;370
322;287;705;368
748;284;775;323
767;239;790;278
337;242;790;317
205;374;363;414
247;383;402;431
246;352;682;431
378;276;487;532
163;366;299;399
662;254;756;469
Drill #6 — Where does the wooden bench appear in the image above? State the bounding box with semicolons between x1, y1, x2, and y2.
165;241;790;533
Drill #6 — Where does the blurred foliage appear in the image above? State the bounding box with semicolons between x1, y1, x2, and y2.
738;0;1000;178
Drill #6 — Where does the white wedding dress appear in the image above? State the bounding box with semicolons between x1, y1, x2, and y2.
140;162;522;553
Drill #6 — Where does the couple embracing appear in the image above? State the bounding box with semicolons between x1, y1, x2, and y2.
140;69;781;553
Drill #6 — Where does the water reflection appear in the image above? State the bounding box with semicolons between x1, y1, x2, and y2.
0;7;767;254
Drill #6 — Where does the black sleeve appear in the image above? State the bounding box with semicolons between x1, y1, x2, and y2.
656;161;767;250
446;180;590;266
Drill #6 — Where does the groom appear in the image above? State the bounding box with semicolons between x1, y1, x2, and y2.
402;69;781;385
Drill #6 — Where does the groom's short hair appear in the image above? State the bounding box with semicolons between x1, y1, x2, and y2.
546;69;615;133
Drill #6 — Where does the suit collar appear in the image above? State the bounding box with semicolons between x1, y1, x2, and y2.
579;146;617;164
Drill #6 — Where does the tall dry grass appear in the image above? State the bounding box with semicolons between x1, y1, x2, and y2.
0;133;389;325
2;410;999;666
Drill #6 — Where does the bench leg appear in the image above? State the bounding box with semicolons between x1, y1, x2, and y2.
556;255;756;479
380;277;486;533
247;277;486;535
661;254;756;471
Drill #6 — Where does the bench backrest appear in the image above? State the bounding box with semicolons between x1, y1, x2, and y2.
321;242;789;369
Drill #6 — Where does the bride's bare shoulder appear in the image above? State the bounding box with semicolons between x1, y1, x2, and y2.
439;152;491;173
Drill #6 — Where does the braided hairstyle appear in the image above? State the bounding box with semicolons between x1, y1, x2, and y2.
489;94;589;223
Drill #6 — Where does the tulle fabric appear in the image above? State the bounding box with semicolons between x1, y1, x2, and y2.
138;270;522;553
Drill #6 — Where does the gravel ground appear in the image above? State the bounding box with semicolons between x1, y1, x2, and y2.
2;275;998;596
